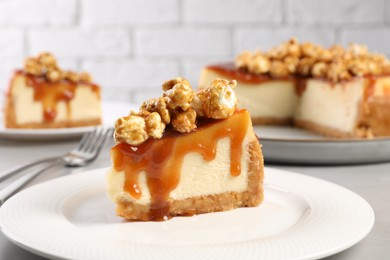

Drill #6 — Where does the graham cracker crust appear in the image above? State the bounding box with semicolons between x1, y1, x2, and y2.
115;139;264;221
294;119;356;138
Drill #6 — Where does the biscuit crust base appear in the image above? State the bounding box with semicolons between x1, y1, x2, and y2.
115;140;264;221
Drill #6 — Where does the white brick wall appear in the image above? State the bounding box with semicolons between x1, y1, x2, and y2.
0;0;389;105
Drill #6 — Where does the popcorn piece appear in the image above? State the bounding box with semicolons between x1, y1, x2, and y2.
190;94;205;117
47;69;62;82
24;58;42;76
248;53;271;74
141;97;171;124
270;60;289;78
165;82;194;111
235;51;253;69
311;62;328;78
37;52;57;68
65;71;79;82
297;57;316;76
162;77;190;92
284;56;299;74
201;79;237;119
145;112;165;139
171;109;197;133
114;114;148;145
79;72;93;82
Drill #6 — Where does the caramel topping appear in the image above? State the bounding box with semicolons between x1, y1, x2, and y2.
111;109;250;221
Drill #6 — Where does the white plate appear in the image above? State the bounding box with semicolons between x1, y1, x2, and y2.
255;126;390;165
0;101;137;141
0;167;374;260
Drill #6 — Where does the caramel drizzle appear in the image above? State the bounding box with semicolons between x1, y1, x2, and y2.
16;71;99;122
111;109;250;221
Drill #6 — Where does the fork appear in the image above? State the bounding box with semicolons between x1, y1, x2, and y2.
0;127;114;205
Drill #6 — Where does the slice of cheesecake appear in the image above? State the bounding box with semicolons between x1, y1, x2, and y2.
107;78;264;221
199;39;390;138
4;53;101;129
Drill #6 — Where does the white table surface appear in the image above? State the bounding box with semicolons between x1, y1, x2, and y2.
0;137;389;260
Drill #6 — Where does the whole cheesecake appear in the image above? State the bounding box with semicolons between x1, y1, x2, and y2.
4;53;101;128
199;39;390;138
107;78;264;221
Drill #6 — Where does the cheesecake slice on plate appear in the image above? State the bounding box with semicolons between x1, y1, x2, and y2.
107;78;264;221
4;53;101;129
199;39;390;138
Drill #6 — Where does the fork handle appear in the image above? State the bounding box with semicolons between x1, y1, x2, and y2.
0;157;61;183
0;160;63;206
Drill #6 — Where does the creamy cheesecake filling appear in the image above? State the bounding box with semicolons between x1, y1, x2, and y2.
295;79;365;133
11;73;101;125
107;134;252;205
108;109;253;220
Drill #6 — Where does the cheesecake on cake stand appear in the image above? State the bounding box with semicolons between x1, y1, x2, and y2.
200;38;390;138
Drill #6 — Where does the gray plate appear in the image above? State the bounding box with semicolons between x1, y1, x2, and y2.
254;126;390;165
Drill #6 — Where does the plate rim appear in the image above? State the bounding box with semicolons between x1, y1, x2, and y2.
0;167;375;260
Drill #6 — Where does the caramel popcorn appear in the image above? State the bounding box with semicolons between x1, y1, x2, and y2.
171;108;197;133
200;79;237;119
114;114;149;146
114;77;238;145
235;38;390;82
141;97;171;124
248;53;271;74
164;82;193;111
144;112;165;139
23;52;93;83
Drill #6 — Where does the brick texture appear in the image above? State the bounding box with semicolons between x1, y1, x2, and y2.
0;0;76;26
82;0;178;25
29;30;131;58
0;31;24;58
287;0;385;25
81;59;179;89
183;0;282;24
0;0;389;103
135;28;231;57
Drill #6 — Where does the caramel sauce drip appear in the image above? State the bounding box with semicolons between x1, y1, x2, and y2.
16;70;99;122
111;109;250;221
364;77;377;101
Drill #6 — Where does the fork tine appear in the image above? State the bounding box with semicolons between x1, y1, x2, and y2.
89;128;114;155
79;127;104;152
76;127;98;151
84;127;109;153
